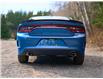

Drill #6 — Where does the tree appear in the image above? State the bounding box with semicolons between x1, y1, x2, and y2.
37;11;43;16
1;10;52;39
1;14;11;39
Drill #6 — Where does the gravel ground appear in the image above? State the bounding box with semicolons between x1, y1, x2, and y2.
0;40;103;78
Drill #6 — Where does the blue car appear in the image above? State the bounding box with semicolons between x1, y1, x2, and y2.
16;16;86;65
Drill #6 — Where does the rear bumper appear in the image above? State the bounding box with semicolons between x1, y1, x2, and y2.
24;47;78;56
17;33;86;56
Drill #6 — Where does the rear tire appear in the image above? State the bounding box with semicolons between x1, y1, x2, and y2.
18;55;29;63
73;53;84;65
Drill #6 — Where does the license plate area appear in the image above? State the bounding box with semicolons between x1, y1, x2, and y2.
37;39;65;46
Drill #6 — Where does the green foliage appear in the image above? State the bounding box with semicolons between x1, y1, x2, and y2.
37;11;43;16
1;10;51;39
37;10;51;16
91;2;103;28
1;14;11;39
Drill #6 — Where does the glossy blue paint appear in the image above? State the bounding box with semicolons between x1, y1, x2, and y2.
16;18;86;56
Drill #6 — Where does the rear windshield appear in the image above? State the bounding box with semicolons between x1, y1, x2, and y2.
20;20;84;27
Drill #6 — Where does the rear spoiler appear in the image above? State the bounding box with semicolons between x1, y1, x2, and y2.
22;19;83;24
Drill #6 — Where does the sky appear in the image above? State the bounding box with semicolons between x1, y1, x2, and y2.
0;0;102;14
0;0;58;14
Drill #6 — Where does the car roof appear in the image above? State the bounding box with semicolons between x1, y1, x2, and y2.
29;16;72;20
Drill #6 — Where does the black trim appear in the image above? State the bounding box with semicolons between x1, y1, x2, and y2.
24;48;78;56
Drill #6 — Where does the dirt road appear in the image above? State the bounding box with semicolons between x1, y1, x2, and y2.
1;40;103;78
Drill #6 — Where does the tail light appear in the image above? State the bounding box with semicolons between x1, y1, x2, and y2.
68;26;85;33
18;26;34;32
18;25;85;33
